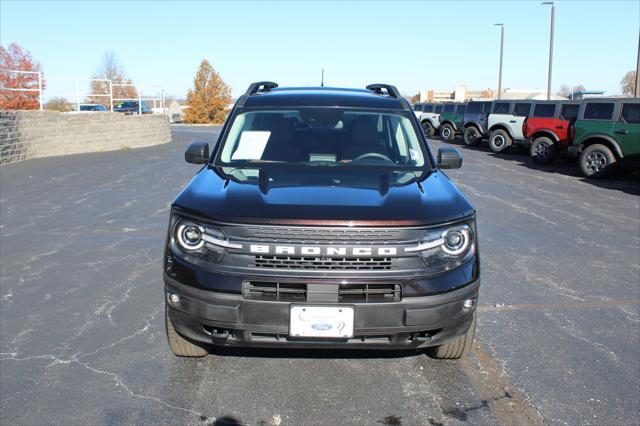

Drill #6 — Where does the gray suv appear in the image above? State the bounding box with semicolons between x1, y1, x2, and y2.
462;101;493;146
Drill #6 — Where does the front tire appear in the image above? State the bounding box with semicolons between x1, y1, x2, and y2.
488;129;512;153
426;314;476;359
165;305;208;357
530;136;557;164
421;121;436;138
579;144;616;178
440;124;455;142
463;126;482;146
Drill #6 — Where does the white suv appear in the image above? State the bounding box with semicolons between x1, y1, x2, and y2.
419;103;444;138
487;101;534;153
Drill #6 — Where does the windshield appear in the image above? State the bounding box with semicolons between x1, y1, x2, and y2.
216;108;428;173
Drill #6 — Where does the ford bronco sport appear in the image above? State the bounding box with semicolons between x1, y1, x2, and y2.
569;98;640;177
164;82;479;359
420;104;444;138
439;103;467;142
462;101;492;146
526;101;580;164
487;100;534;153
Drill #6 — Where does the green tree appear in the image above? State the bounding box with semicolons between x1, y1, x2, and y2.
184;59;232;124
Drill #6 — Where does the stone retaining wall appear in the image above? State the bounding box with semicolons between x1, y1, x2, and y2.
0;111;171;164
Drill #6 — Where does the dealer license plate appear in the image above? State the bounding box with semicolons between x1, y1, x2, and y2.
289;305;354;338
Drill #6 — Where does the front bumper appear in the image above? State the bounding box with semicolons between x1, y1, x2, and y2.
165;274;479;350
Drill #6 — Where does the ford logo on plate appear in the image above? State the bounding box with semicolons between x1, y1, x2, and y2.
311;323;333;331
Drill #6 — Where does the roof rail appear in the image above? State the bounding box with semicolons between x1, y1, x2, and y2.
246;81;278;95
366;84;401;99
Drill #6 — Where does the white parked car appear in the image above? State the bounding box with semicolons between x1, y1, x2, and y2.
419;103;444;138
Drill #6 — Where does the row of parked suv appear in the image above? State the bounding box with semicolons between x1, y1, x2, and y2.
413;98;639;177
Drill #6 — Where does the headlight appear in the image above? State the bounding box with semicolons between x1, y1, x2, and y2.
442;225;472;256
407;221;475;273
176;222;205;251
171;215;239;263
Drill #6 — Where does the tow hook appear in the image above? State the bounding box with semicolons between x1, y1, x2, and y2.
210;328;230;343
413;334;432;343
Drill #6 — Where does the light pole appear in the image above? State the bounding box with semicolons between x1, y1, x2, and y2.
495;23;504;99
635;30;639;97
542;2;555;100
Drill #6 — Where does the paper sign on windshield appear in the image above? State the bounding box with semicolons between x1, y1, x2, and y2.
231;131;271;160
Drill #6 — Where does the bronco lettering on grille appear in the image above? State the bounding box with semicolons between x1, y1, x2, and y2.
249;244;398;256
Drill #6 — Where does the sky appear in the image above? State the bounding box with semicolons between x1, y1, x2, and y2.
1;0;638;99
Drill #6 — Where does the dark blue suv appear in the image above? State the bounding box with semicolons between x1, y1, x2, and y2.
114;100;151;114
164;82;479;359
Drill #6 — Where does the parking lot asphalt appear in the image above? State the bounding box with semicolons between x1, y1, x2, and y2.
1;126;638;425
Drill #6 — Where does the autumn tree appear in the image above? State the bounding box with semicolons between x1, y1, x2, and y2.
410;93;421;103
0;43;45;110
620;70;637;96
87;51;137;108
45;97;73;112
184;59;232;124
557;84;586;98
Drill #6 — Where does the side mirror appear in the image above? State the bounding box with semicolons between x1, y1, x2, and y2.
437;147;463;169
185;140;209;164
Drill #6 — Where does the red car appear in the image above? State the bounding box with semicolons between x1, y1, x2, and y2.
525;101;580;164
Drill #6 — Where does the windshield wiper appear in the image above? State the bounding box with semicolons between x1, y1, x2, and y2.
378;172;390;196
258;168;270;194
406;171;425;193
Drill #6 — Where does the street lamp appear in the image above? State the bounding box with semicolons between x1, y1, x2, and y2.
495;23;504;100
542;1;555;100
635;30;639;98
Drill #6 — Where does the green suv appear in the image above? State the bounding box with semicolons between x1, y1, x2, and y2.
569;98;640;177
438;103;467;142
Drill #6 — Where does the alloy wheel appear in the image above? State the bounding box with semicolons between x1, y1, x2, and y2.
586;151;607;173
534;143;549;160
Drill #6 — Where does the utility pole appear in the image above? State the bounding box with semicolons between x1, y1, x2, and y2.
542;2;555;100
635;30;639;97
495;24;504;99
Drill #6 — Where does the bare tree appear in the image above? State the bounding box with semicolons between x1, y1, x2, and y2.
620;71;637;96
163;94;177;107
44;97;73;112
86;51;137;107
557;84;586;98
96;51;122;82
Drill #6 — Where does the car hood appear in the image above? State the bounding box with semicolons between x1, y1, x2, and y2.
173;168;474;226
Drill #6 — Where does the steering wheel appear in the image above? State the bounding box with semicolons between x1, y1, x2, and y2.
352;152;394;163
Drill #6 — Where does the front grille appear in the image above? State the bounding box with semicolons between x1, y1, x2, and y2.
338;284;401;302
242;282;402;303
242;282;306;302
252;255;396;270
245;227;402;243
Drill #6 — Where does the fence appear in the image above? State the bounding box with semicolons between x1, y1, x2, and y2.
0;69;43;109
0;69;165;113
